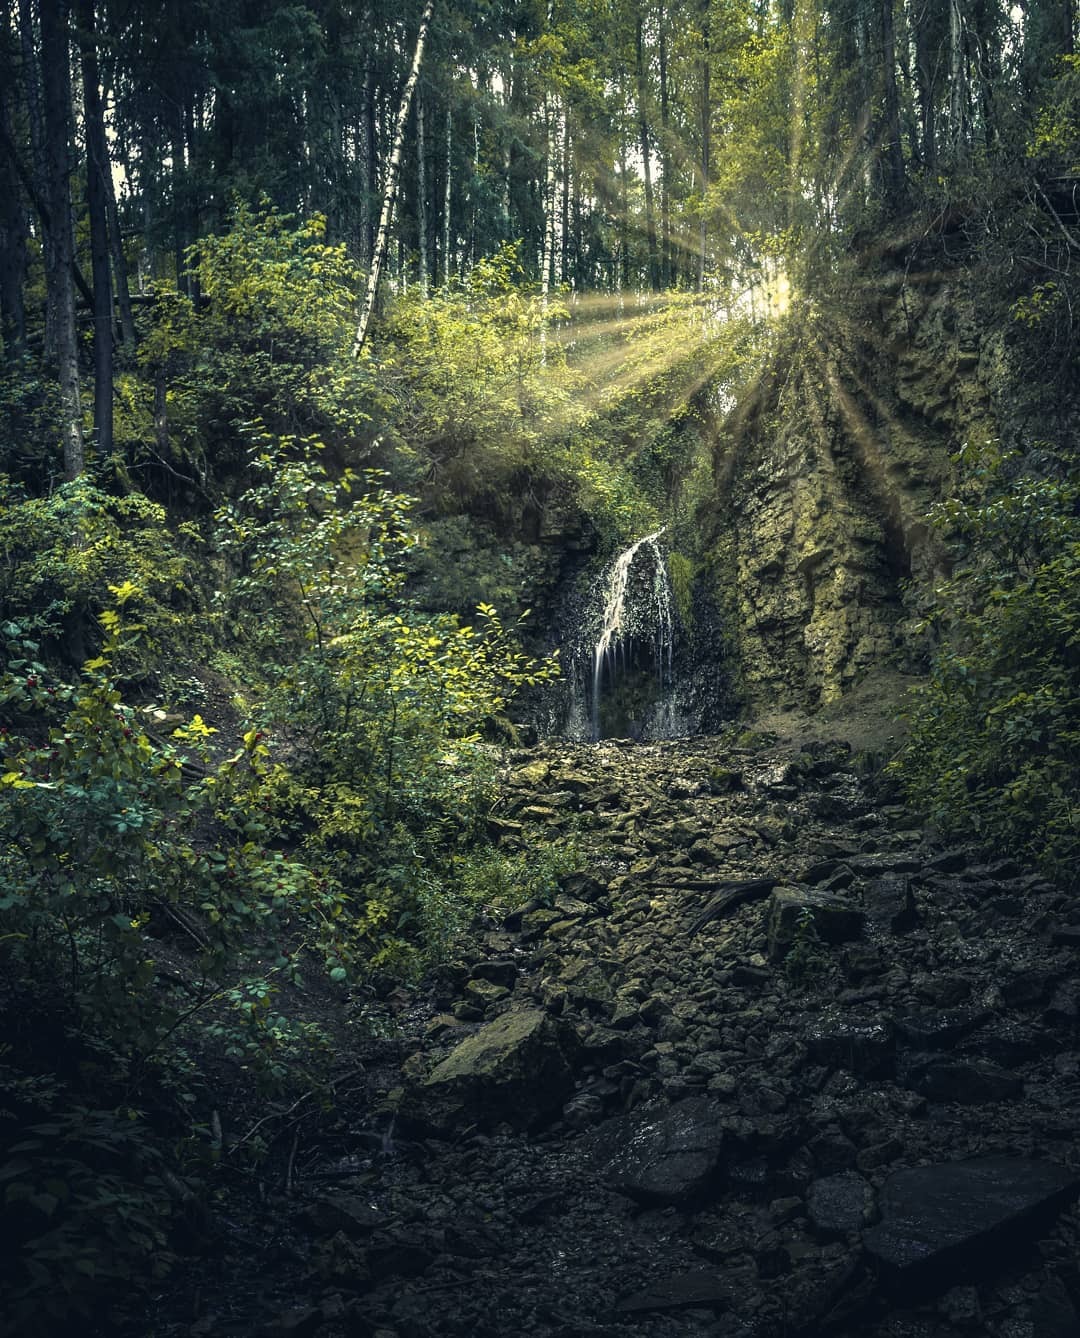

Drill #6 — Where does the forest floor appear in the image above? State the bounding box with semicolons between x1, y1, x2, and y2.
145;716;1080;1338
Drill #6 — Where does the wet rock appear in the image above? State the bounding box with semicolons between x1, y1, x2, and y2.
592;1096;725;1206
863;1158;1080;1296
1002;968;1059;1009
927;848;969;873
510;760;550;787
302;1194;385;1237
400;1008;575;1133
968;1020;1051;1066
894;1007;989;1051
1030;1275;1080;1336
767;888;865;960
260;1306;325;1337
808;1127;858;1173
864;876;918;932
916;973;973;1006
899;1055;1023;1104
807;1171;876;1234
464;977;510;1007
806;1013;894;1077
555;957;613;1009
469;959;518;988
615;1269;734;1313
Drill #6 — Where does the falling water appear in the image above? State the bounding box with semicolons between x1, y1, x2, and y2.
590;527;675;740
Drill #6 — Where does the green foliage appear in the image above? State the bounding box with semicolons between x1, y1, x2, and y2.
893;443;1080;881
452;838;585;915
1030;55;1080;172
139;204;375;483
214;430;559;974
668;551;696;631
0;611;350;1062
0;1089;175;1336
783;906;833;990
0;474;206;680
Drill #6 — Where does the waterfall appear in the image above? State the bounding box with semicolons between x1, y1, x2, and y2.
590;528;675;740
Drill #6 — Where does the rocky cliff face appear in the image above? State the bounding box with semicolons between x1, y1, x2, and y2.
702;266;1014;713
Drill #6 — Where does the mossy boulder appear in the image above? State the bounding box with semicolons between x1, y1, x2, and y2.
399;1008;577;1134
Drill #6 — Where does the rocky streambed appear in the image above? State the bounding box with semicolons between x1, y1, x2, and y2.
179;732;1080;1338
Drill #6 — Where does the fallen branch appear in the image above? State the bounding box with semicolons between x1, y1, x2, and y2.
686;878;777;935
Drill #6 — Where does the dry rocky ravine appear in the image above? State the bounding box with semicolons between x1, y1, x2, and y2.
169;731;1080;1338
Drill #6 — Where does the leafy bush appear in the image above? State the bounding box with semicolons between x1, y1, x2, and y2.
893;442;1080;881
214;430;560;975
0;1090;175;1337
0;474;206;675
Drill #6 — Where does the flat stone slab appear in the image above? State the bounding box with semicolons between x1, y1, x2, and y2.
615;1269;733;1313
899;1055;1022;1104
863;1158;1079;1295
592;1097;725;1207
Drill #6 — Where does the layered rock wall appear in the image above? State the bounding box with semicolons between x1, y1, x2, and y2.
706;269;1010;710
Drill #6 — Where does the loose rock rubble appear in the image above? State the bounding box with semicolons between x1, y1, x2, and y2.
178;732;1080;1337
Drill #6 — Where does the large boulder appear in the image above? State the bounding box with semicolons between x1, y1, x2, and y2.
863;1158;1079;1296
400;1008;576;1134
767;887;865;960
591;1097;726;1207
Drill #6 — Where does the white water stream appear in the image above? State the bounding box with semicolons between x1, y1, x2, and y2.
590;527;674;739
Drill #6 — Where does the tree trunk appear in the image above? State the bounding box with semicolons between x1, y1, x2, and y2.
618;108;630;291
19;0;55;357
914;0;936;168
104;142;137;347
363;58;377;266
0;0;27;356
698;3;710;292
636;10;660;291
353;0;434;355
40;0;84;479
560;110;570;284
443;104;452;284
880;0;906;204
417;89;429;296
659;7;671;288
77;0;113;454
949;0;967;158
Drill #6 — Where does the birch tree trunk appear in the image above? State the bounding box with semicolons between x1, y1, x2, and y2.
40;0;84;479
417;90;428;296
353;0;435;356
698;3;710;292
636;10;660;292
443;105;452;284
659;8;671;288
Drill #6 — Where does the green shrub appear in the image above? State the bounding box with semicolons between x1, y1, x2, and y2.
893;442;1080;881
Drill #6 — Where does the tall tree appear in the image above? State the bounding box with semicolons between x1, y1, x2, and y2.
636;7;660;290
77;0;113;453
354;0;435;356
0;0;28;355
39;0;83;478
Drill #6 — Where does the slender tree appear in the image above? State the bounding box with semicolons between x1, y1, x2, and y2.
636;8;660;290
77;0;113;453
354;0;435;355
39;0;83;478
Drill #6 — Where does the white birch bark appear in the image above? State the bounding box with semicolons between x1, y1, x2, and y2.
353;0;435;357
